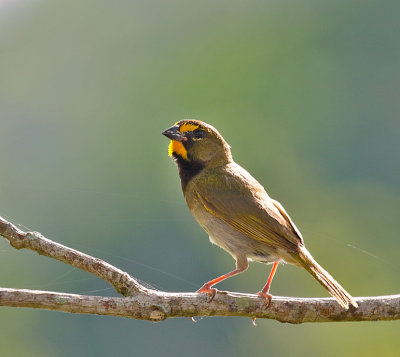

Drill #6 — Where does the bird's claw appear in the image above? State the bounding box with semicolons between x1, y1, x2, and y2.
196;285;218;302
257;291;272;308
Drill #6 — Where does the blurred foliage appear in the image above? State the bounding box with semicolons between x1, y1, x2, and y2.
0;0;399;356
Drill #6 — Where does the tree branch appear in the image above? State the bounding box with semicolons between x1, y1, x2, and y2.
1;215;399;323
0;216;146;297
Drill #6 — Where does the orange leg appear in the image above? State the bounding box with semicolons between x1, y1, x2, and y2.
197;256;248;302
197;269;244;302
257;262;279;308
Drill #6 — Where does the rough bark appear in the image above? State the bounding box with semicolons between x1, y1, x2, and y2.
1;216;399;323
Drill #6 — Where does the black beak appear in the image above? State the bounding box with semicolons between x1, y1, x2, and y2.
162;125;184;141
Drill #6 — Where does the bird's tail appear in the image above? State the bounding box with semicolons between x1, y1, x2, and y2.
296;246;358;309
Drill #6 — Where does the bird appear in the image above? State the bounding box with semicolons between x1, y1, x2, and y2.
162;119;358;309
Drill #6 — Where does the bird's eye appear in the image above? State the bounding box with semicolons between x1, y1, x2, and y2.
192;129;206;139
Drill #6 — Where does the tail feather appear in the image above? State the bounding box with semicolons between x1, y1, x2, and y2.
297;247;358;309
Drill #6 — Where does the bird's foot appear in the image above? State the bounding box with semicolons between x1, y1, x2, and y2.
196;285;218;302
256;291;272;308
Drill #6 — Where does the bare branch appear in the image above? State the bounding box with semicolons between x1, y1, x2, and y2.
0;288;399;323
1;215;399;323
0;216;146;296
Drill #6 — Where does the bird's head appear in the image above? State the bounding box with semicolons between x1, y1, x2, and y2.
162;120;232;167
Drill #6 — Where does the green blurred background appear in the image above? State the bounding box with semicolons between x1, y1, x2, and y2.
1;0;399;356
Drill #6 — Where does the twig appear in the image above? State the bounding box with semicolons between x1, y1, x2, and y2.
1;215;399;323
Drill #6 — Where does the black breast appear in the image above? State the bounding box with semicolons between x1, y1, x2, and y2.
174;155;205;191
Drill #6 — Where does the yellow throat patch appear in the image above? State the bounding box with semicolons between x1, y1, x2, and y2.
168;140;188;160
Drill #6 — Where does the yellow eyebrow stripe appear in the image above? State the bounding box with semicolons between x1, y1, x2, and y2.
179;123;199;132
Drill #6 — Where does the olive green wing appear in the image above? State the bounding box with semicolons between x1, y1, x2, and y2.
194;172;303;253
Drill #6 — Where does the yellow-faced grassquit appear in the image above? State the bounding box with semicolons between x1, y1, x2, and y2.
162;119;358;309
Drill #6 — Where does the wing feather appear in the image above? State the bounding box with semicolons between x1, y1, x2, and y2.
193;166;303;253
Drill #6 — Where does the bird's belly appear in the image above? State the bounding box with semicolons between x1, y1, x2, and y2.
191;207;287;264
